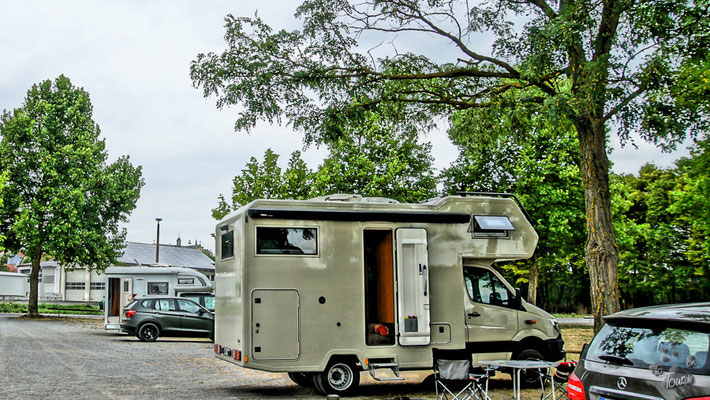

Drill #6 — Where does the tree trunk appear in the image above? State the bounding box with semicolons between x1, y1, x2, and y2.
28;250;42;317
528;254;539;306
576;117;621;333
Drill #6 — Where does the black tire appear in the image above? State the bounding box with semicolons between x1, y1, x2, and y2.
288;372;313;388
513;348;546;388
138;323;160;342
312;361;360;396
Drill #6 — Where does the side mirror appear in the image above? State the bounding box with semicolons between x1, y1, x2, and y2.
197;308;205;315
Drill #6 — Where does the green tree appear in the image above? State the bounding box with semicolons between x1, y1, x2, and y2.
191;0;708;330
314;109;437;202
212;148;313;220
442;97;587;309
613;137;710;306
0;76;144;316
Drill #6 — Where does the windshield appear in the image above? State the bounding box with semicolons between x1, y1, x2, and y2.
587;323;710;375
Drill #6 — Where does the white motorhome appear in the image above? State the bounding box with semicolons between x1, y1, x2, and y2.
104;266;212;330
0;271;29;299
212;194;564;395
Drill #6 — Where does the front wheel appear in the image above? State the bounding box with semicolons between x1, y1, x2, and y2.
312;361;360;396
138;323;160;342
513;348;546;388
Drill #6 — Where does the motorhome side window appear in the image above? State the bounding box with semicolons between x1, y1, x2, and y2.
463;267;511;307
472;215;515;238
221;229;234;260
256;227;318;255
148;282;168;295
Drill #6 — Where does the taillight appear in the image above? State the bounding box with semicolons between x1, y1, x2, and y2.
566;371;585;400
125;310;136;318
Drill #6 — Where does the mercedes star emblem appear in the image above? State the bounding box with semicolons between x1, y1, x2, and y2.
617;376;628;390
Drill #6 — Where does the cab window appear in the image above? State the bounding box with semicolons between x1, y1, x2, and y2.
464;267;511;307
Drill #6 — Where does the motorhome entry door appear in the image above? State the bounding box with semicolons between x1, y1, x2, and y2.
119;278;133;323
396;228;431;346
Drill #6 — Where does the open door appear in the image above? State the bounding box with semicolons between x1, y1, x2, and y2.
396;228;430;346
118;278;133;323
364;229;395;346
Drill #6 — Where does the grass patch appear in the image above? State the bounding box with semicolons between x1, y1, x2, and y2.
553;313;592;318
0;302;102;315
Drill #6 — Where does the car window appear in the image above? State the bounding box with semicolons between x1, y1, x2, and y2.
140;299;156;309
156;299;176;311
587;324;710;375
125;299;138;309
177;299;201;314
464;267;511;307
203;296;215;311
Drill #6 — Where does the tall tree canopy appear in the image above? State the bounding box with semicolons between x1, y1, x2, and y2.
313;108;437;201
442;93;587;308
192;0;709;329
0;75;144;316
212;149;313;220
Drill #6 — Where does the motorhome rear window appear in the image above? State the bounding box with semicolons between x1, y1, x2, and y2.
148;282;168;295
256;227;318;255
178;278;194;285
221;230;234;260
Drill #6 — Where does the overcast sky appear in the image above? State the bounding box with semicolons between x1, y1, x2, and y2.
0;1;692;252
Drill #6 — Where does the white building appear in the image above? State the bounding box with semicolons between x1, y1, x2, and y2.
15;241;215;303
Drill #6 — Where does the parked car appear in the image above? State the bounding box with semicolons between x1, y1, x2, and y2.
120;296;214;342
179;292;215;312
568;302;710;400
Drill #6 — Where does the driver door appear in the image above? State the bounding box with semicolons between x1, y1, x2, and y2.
463;266;519;358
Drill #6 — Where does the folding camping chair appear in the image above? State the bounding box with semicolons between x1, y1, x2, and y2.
540;361;577;400
434;359;496;400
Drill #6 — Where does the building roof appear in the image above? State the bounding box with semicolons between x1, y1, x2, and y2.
117;242;215;271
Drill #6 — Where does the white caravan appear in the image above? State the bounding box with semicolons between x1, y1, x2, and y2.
212;194;564;395
104;266;212;330
0;271;29;299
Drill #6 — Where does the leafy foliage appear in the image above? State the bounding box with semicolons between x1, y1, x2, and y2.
212;149;313;220
441;90;587;311
0;75;144;314
313;108;437;202
192;0;709;328
614;136;710;306
213;113;438;220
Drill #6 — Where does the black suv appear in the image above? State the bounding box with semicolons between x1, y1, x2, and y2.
569;302;710;400
121;296;214;342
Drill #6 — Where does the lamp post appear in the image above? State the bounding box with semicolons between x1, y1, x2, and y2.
155;218;162;263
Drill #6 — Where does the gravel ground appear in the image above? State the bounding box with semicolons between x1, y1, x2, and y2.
0;314;592;399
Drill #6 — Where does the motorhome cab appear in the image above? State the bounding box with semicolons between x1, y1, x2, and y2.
213;194;564;395
104;266;212;330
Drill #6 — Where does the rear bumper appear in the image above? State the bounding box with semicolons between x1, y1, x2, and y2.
120;324;136;335
544;334;565;361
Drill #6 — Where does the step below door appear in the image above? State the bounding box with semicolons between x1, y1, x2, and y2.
396;228;431;346
251;289;300;360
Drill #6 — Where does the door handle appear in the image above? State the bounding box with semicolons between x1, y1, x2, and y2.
468;311;481;318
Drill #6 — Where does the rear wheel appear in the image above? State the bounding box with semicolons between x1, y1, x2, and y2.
312;361;360;396
138;323;160;342
288;372;313;388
